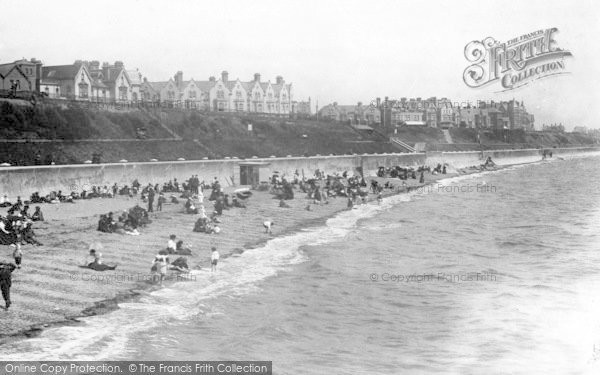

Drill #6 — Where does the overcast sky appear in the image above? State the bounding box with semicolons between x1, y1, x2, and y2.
1;0;598;130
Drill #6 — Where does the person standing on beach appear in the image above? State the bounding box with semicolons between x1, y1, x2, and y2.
148;186;155;213
157;191;164;211
0;262;16;310
11;243;22;269
211;247;219;272
419;171;425;184
152;252;169;285
263;220;274;234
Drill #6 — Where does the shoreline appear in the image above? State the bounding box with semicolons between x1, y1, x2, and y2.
0;160;547;346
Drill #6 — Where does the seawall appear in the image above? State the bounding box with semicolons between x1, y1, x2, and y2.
0;147;598;199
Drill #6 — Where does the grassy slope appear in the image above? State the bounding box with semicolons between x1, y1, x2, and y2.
0;102;597;165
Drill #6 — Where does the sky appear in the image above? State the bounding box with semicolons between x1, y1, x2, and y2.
1;0;599;130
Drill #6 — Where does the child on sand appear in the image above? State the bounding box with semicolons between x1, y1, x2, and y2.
11;243;22;269
263;220;274;234
152;251;170;285
211;247;219;272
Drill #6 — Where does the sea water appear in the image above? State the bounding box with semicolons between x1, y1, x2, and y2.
2;154;600;375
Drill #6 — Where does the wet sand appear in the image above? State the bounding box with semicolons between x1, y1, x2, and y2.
0;169;481;343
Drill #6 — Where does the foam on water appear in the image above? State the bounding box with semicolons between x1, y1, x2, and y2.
3;152;599;367
0;184;415;360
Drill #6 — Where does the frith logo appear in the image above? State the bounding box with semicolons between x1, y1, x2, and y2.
463;28;573;91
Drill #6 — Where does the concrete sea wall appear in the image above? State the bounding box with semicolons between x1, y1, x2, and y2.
0;147;598;199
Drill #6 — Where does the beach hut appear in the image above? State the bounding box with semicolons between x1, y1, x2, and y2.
238;161;270;187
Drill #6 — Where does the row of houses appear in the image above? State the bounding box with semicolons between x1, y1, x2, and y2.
141;70;295;115
0;58;311;116
319;97;535;131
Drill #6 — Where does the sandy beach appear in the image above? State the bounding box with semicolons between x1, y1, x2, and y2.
0;167;482;343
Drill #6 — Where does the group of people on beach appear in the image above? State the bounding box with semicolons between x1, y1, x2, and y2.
0;198;45;310
1;161;458;310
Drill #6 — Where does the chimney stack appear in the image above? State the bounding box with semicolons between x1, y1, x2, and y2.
114;61;124;68
276;75;283;84
102;62;110;80
209;76;216;82
221;71;228;82
254;73;261;82
175;71;183;86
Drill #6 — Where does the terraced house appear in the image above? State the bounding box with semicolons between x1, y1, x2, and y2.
144;70;294;115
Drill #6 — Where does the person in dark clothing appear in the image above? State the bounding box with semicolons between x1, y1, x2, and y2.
148;187;155;213
31;206;44;221
0;262;16;310
419;171;425;184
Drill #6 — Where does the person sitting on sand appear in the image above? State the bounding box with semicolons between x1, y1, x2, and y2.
193;217;208;233
184;198;198;214
167;234;177;254
263;220;274;234
175;240;192;255
232;197;246;208
31;206;44;222
21;221;42;246
0;195;11;208
170;257;189;272
210;211;221;223
279;199;291;208
85;249;117;271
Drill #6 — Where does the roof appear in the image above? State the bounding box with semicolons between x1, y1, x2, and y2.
405;121;427;126
42;65;82;80
103;67;129;84
241;81;254;91
147;81;169;91
0;65;13;77
195;80;216;92
336;105;356;113
126;69;142;85
259;82;271;92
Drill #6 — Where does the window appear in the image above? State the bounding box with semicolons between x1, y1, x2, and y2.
189;90;197;99
217;90;224;99
236;90;242;98
254;92;260;100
